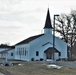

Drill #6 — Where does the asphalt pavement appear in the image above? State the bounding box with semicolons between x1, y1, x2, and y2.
56;61;76;68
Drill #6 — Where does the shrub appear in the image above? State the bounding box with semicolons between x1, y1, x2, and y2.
5;64;9;66
31;58;34;61
40;58;43;61
36;60;38;61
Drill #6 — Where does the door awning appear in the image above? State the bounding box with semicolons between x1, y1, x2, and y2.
44;47;60;53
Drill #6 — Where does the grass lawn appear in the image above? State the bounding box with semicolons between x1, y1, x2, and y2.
0;61;76;75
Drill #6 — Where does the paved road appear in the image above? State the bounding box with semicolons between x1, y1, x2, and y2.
56;61;76;68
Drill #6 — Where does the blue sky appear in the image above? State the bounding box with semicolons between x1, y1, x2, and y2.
0;0;76;45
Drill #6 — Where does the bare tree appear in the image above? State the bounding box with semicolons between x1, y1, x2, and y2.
54;10;76;59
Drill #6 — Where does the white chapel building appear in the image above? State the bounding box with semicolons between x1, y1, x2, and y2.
14;9;67;61
0;9;67;61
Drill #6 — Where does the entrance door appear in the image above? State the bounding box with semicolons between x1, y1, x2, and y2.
46;53;52;59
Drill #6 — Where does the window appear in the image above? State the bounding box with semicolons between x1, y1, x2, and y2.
20;48;22;55
25;50;26;56
36;51;39;56
59;52;61;56
16;50;18;55
25;47;26;56
22;49;24;55
23;50;24;55
21;48;23;55
18;48;20;55
19;50;21;55
23;48;24;50
11;53;13;56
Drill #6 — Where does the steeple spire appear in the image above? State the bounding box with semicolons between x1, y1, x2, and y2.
44;8;52;28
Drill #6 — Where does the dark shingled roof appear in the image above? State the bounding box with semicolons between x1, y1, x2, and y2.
0;44;15;49
44;8;52;29
15;34;44;45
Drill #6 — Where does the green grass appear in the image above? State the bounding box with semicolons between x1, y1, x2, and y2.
0;61;76;75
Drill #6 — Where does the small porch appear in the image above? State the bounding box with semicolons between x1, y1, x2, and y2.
0;48;11;62
44;47;61;60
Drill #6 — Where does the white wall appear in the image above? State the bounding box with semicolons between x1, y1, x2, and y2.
15;44;30;61
7;49;15;59
55;37;67;59
44;29;52;34
14;32;67;61
29;34;67;61
29;34;53;61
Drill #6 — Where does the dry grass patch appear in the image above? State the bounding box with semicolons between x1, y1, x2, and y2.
0;61;76;75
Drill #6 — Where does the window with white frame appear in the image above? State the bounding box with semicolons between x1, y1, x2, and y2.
16;47;27;56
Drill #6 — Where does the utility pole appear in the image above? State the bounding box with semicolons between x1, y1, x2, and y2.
53;15;59;60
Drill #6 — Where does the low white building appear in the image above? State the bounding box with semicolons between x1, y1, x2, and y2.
0;46;15;60
0;45;11;58
14;9;67;61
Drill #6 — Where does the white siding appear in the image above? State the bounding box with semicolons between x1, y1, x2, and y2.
29;34;67;61
29;34;53;61
55;37;67;59
7;49;15;59
15;44;30;61
13;31;67;61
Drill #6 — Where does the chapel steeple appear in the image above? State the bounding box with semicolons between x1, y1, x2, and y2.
44;8;52;29
44;8;52;34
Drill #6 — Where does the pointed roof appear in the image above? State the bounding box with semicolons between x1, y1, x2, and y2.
44;8;52;29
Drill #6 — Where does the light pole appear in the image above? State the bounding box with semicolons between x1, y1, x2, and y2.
53;14;59;60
